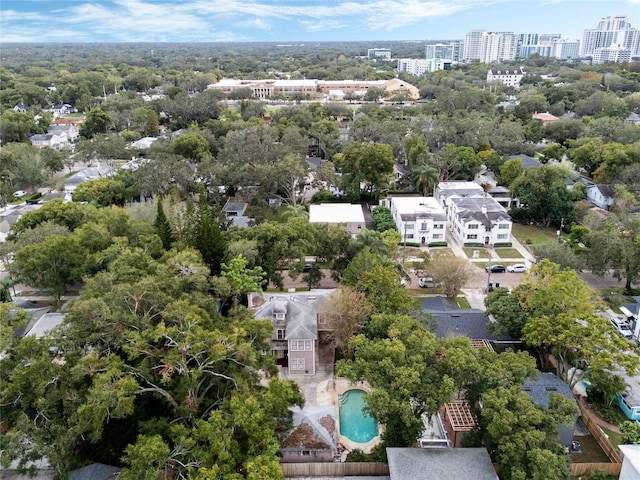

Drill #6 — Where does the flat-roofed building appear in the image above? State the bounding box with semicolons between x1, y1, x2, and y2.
309;203;365;237
380;196;447;245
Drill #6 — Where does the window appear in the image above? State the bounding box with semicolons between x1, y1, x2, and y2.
468;224;479;230
497;234;508;240
274;312;285;321
290;358;305;370
498;224;510;229
290;340;312;351
276;329;285;340
420;222;427;231
467;234;478;240
357;224;362;229
407;234;414;239
434;224;444;229
432;234;442;239
405;223;414;230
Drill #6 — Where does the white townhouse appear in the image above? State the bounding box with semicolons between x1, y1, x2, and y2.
380;196;447;245
447;197;512;246
434;181;487;210
309;203;366;238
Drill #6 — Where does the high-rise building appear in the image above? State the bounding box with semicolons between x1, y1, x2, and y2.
550;39;581;59
463;30;485;61
397;58;453;75
593;46;632;63
425;43;454;60
518;45;552;58
581;15;639;58
367;48;392;59
481;32;518;63
463;30;517;63
539;34;562;45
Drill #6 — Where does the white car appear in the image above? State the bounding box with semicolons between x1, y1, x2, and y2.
507;264;527;273
419;277;441;288
13;190;27;198
610;317;633;338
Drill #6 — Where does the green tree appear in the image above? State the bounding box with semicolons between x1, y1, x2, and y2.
412;164;439;197
218;254;266;307
520;260;639;384
79;108;113;139
154;199;173;250
587;213;640;291
499;158;524;187
72;178;128;207
481;386;575;480
336;142;394;199
193;185;226;276
484;287;528;339
337;314;455;447
510;166;575;227
12;235;88;306
620;421;640;444
171;131;210;161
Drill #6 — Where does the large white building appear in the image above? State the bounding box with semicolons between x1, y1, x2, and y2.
368;48;392;59
551;39;581;59
379;196;447;245
425;42;462;61
447;197;512;246
486;67;525;88
463;30;517;63
397;58;453;75
581;15;640;59
309;203;365;237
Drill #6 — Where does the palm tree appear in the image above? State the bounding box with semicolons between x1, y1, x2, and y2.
353;230;388;256
281;204;308;222
412;164;439;197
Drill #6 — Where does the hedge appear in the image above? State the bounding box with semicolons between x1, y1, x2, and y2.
400;242;421;247
493;242;513;247
428;242;448;247
464;242;485;247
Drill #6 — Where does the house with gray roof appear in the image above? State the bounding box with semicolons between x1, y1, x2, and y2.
508;154;541;170
280;405;337;462
421;296;512;343
68;463;120;480
586;184;614;210
434;181;487;210
386;447;498;480
222;197;252;227
63;165;115;192
624;112;640;126
523;373;577;447
252;291;332;376
447;196;512;246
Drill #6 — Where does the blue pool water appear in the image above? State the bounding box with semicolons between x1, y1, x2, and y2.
339;389;378;443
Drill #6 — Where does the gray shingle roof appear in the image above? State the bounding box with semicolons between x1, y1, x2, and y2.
449;197;510;230
509;154;541;170
68;463;120;480
421;297;511;341
386;447;498;480
523;373;574;408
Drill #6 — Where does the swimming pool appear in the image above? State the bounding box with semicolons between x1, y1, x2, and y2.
338;389;378;443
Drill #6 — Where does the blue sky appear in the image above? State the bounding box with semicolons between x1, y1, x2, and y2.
0;0;638;43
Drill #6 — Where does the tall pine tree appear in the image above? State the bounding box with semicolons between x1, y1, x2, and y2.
195;184;226;276
154;199;173;251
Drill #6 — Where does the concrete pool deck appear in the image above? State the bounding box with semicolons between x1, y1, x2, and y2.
314;377;383;456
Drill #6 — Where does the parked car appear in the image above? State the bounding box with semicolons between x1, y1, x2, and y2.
13;190;27;198
485;264;506;273
507;264;527;273
302;263;314;272
419;277;441;288
610;317;633;338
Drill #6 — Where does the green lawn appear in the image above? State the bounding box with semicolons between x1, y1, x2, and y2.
462;247;490;259
600;426;623;451
511;223;561;246
494;248;523;259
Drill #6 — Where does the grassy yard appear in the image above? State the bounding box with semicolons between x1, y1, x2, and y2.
511;223;561;246
600;426;623;451
494;248;523;259
462;247;490;259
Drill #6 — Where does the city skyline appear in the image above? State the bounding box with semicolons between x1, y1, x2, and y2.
0;0;638;44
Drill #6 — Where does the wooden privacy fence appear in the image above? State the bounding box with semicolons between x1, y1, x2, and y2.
281;462;389;477
575;397;622;463
571;397;622;477
571;462;621;477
